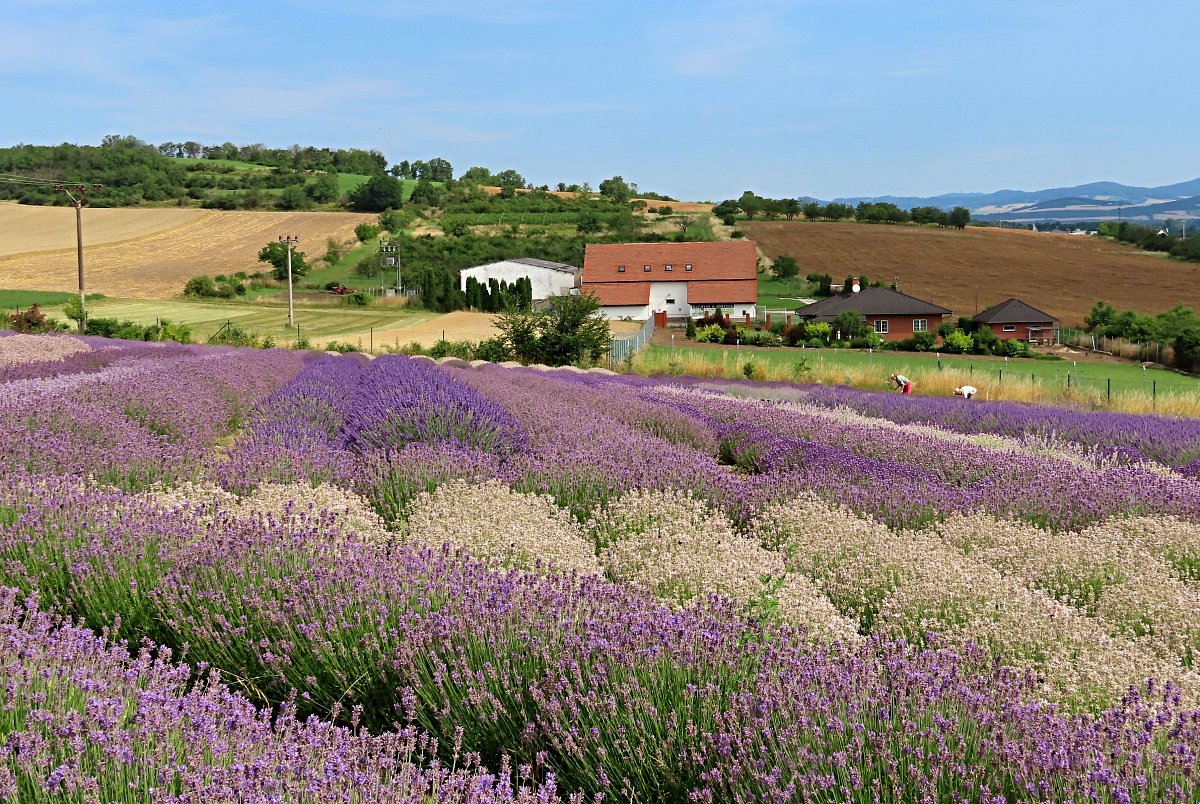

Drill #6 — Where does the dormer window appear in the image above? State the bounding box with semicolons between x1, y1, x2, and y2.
618;264;626;273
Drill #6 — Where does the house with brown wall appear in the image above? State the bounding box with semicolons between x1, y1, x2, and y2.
794;284;950;341
581;240;757;321
973;299;1058;345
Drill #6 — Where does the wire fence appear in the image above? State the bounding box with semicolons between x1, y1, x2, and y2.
608;317;655;366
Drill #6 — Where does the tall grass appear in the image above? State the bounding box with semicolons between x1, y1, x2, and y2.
634;349;1200;416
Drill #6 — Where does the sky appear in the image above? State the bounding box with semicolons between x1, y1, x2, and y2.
2;0;1197;202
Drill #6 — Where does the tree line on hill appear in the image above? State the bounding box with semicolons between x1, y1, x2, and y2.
711;191;971;229
1096;221;1200;263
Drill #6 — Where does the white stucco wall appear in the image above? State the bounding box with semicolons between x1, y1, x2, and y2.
648;281;690;318
460;261;576;301
598;304;651;321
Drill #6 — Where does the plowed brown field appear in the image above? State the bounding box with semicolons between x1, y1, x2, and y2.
0;205;375;299
741;221;1200;326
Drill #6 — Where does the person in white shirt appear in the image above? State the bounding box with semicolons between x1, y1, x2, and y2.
954;385;978;399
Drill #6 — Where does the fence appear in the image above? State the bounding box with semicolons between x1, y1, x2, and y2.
608;316;655;366
1060;328;1174;365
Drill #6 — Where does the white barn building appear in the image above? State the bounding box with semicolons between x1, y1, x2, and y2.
458;257;579;301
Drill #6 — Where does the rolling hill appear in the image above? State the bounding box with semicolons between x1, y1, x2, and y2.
740;220;1200;326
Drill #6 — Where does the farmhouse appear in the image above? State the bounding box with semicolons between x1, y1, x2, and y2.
581;240;758;321
458;257;580;301
795;282;951;341
973;298;1059;345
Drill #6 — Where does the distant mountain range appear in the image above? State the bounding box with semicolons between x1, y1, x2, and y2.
830;178;1200;222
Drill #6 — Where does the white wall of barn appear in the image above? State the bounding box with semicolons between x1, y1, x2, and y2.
459;262;576;300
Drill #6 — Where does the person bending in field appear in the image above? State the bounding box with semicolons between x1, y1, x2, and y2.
954;385;978;400
890;373;913;395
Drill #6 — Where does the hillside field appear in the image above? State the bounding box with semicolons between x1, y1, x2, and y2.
0;205;376;299
741;221;1200;326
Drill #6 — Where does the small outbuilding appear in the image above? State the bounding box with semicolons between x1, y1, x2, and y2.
973;298;1059;345
459;257;580;302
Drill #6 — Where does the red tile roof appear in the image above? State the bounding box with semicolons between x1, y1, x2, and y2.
585;282;651;306
687;280;758;304
582;240;757;284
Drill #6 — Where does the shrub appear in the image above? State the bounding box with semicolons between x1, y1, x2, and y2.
7;304;64;334
685;317;697;339
1004;338;1033;358
943;329;974;354
913;331;936;351
354;222;382;242
695;324;726;344
475;336;513;363
346;291;373;307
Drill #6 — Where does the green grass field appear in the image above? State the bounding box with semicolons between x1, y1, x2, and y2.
756;274;820;311
37;297;433;345
640;343;1199;397
0;290;105;312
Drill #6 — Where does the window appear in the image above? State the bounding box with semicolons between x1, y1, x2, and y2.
1002;324;1016;332
874;319;889;334
644;264;652;272
913;319;927;332
665;264;673;271
665;298;675;304
685;263;693;272
618;265;626;273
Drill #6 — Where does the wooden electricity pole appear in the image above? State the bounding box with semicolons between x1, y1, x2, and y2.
53;183;103;334
278;234;300;327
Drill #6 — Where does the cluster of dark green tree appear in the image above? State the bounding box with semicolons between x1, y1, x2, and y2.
1097;222;1200;262
1085;301;1200;371
463;276;533;312
183;273;252;299
712;191;971;229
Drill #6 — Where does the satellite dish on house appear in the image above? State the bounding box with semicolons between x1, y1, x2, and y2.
851;278;861;293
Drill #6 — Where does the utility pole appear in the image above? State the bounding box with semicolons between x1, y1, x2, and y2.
53;183;103;334
279;234;299;327
379;238;400;293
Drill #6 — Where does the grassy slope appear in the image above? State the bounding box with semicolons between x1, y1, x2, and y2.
0;289;104;311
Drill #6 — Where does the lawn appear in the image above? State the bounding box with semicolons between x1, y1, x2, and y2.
41;297;435;346
756;273;820;312
638;342;1200;409
0;289;104;312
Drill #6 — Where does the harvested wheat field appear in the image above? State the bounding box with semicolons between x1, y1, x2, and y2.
741;221;1200;325
0;205;375;299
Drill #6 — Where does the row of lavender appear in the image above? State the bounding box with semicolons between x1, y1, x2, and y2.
4;475;1198;802
4;335;1200;800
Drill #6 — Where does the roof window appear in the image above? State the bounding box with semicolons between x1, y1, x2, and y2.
618;264;626;273
684;263;694;272
644;264;652;272
665;264;673;271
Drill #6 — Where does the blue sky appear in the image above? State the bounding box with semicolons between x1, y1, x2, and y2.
2;0;1196;201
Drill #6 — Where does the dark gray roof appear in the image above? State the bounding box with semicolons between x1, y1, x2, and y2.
796;287;951;320
508;257;579;273
974;298;1057;324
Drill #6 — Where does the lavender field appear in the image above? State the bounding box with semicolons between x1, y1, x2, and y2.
3;331;1200;802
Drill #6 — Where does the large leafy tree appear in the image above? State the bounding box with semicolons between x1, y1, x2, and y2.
495;291;611;366
257;241;310;281
349;175;406;211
